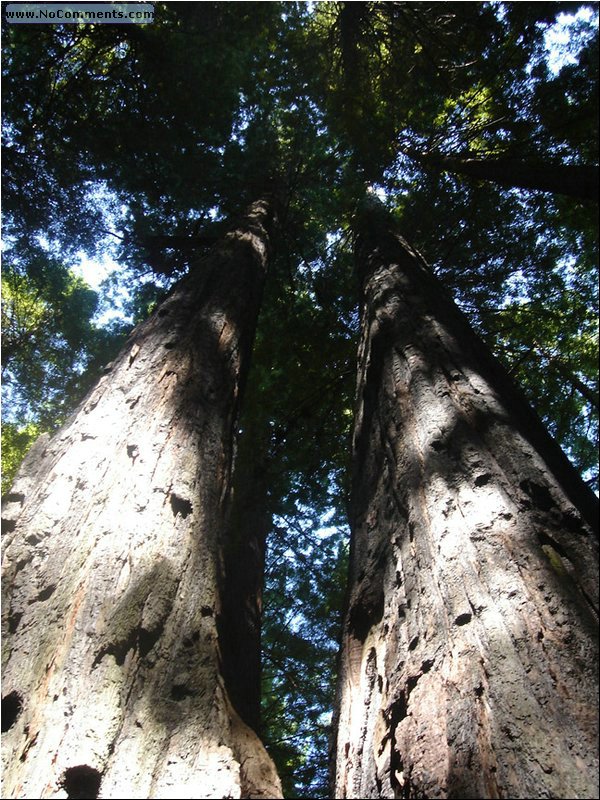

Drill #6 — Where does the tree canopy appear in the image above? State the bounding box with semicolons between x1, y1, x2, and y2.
1;3;598;796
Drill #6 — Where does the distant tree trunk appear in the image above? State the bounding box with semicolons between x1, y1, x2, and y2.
1;199;283;800
332;202;599;799
419;153;599;202
219;405;272;735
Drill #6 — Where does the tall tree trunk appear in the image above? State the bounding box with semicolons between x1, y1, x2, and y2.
1;199;283;800
419;153;599;202
332;202;599;799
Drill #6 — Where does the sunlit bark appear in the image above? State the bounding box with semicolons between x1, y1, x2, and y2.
333;203;599;799
1;199;282;800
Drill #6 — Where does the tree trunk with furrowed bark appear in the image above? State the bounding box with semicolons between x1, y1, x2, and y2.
1;199;282;800
332;202;599;799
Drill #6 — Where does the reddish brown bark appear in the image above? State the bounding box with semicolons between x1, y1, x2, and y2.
1;199;282;800
333;204;599;799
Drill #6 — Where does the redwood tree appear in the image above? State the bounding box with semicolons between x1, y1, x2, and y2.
333;202;599;799
1;199;282;799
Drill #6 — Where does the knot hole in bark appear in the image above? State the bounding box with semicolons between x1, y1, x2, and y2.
519;479;555;512
170;493;193;519
454;612;473;626
348;586;384;642
1;517;17;534
61;765;102;799
1;691;23;732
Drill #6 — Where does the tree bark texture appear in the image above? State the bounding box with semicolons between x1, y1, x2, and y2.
333;205;599;799
421;154;599;203
1;199;283;800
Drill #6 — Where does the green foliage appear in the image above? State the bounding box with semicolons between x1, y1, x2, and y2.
489;280;599;485
1;421;41;495
262;517;348;799
1;246;129;428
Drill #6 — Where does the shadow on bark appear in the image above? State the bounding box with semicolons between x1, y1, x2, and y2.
0;200;282;799
335;214;599;798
